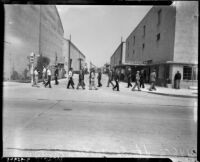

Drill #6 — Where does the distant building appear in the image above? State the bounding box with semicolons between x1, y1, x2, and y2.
4;5;64;80
110;41;129;81
124;1;198;88
110;42;126;69
63;39;86;74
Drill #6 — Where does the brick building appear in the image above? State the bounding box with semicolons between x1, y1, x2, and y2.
125;1;198;88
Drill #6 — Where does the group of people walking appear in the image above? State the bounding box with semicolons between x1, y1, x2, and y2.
32;65;182;91
32;65;58;88
106;68;155;92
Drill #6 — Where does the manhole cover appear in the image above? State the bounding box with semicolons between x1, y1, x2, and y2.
63;109;72;111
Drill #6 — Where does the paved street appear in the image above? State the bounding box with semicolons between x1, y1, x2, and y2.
3;75;197;161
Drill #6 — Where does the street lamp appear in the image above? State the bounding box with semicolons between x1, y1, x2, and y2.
30;52;35;85
29;52;40;86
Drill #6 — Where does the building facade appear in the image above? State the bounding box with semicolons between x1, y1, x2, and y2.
63;39;86;74
110;41;143;81
110;42;126;69
125;1;198;88
4;5;64;80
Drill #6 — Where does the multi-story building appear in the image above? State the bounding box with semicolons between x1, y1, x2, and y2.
4;5;64;80
125;1;198;88
63;39;86;74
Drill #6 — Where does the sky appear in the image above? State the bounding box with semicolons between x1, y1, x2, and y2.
57;5;152;67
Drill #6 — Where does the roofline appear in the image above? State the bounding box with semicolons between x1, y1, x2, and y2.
55;6;64;34
126;6;153;41
65;39;86;58
111;42;125;59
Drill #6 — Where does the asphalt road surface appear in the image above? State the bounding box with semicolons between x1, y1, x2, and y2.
3;74;197;161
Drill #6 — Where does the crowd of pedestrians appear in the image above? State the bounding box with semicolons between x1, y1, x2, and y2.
31;65;183;92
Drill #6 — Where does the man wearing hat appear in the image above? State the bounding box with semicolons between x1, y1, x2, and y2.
149;69;157;91
132;71;141;91
174;71;181;89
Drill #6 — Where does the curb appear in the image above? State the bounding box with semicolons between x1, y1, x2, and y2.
147;91;198;98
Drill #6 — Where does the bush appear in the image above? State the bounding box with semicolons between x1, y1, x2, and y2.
36;56;50;79
11;71;19;80
23;68;29;79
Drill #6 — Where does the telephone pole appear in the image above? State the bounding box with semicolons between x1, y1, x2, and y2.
39;5;42;56
68;34;71;72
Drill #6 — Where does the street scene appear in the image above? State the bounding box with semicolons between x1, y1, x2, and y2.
3;2;198;162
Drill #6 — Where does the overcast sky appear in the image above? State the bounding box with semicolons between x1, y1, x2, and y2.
57;5;152;67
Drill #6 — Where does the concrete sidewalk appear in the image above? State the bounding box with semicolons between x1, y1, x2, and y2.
119;81;198;98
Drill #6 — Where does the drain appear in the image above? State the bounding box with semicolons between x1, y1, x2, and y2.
63;108;72;111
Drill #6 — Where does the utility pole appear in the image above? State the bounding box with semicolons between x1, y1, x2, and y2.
9;53;11;80
120;36;123;65
39;5;42;56
68;34;71;72
55;52;57;65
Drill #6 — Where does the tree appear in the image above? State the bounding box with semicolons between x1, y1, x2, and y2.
37;56;50;79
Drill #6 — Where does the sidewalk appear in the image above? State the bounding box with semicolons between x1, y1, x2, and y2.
119;81;198;98
3;75;198;99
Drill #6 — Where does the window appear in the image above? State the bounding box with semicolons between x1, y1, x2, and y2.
183;66;192;80
193;66;198;80
143;25;146;37
156;33;160;41
133;36;135;45
183;66;198;80
157;9;162;25
133;50;135;55
142;43;145;49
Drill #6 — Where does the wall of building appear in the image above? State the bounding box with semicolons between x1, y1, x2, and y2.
125;6;176;64
4;5;64;80
110;42;124;68
62;38;69;74
40;6;64;65
173;1;198;64
170;64;198;88
62;39;86;73
4;5;40;80
70;42;85;72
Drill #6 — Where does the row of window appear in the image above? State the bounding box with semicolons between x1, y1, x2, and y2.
127;33;160;58
126;9;162;58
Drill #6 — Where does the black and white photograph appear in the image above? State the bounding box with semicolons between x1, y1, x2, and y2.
2;1;198;161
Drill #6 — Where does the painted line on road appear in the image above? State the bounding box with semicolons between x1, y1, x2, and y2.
20;100;61;129
6;147;197;159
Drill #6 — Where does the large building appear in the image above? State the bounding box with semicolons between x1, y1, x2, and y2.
124;1;198;88
4;5;64;80
63;39;86;73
